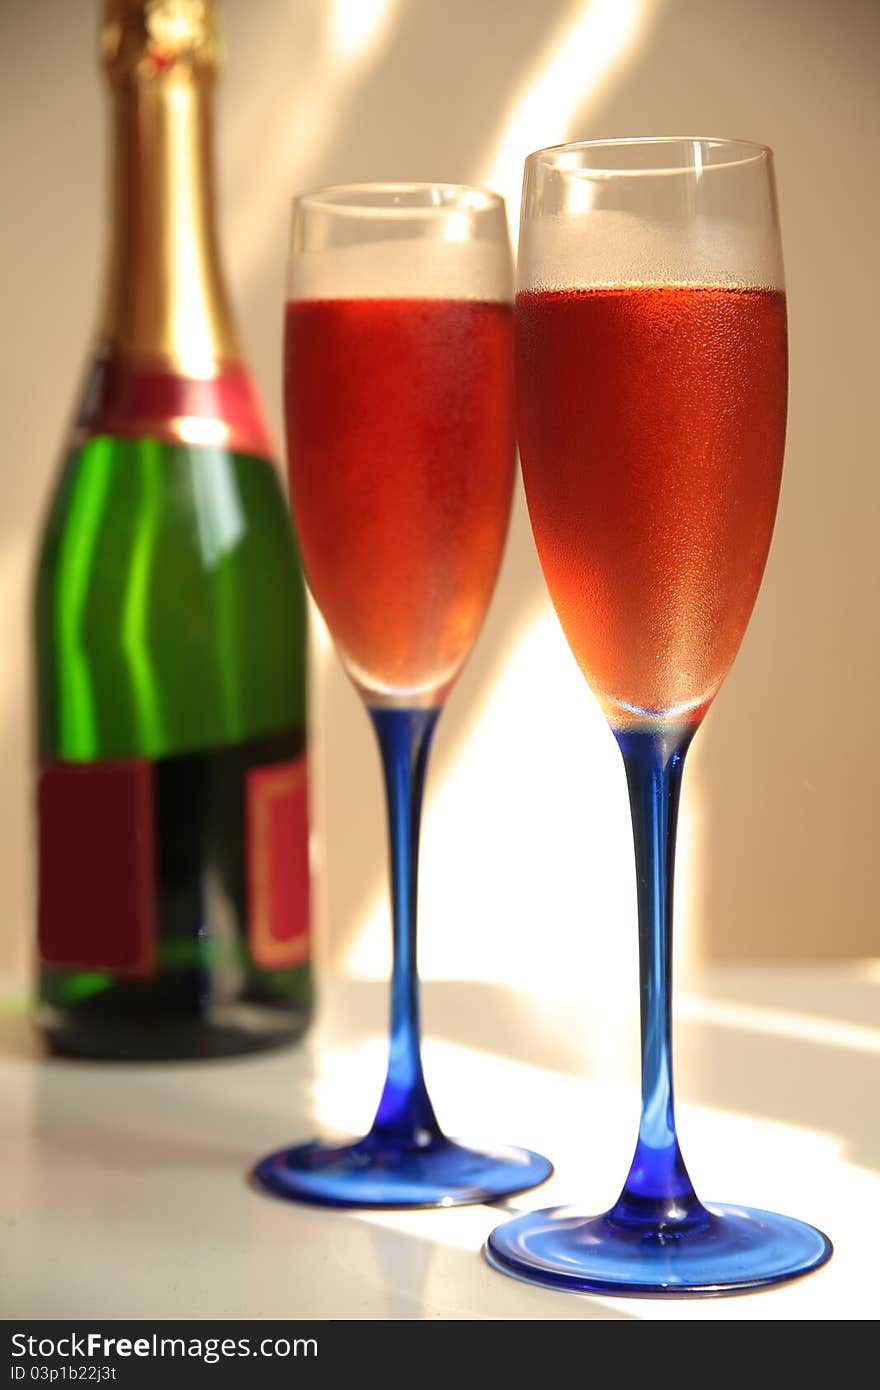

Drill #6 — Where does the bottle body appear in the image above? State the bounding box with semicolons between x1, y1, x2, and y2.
33;1;312;1058
34;357;312;1058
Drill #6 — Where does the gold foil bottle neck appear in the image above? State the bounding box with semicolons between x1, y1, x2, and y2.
99;0;240;368
102;0;222;83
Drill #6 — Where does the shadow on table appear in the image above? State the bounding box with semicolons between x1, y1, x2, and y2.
356;1218;634;1321
23;1045;318;1177
321;974;880;1176
9;969;877;1183
0;1010;43;1062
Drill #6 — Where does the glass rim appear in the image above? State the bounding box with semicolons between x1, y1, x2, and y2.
293;182;506;219
527;136;774;178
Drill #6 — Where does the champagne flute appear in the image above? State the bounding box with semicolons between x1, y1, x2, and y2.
487;139;832;1292
254;184;552;1208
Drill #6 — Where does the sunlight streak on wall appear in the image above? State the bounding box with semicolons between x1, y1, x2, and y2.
328;0;395;68
340;610;702;979
481;0;658;239
229;1;399;288
273;0;695;1009
341;605;701;1080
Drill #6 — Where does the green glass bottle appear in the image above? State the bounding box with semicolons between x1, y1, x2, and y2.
33;0;312;1058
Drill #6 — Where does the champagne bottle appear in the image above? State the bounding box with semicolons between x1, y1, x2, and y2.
33;0;312;1058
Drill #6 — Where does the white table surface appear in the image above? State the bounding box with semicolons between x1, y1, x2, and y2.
2;967;877;1321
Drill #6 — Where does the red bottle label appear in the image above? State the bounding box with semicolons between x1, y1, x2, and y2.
246;755;311;969
38;760;157;977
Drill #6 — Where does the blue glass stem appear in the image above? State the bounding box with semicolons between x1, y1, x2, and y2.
367;706;443;1146
610;724;707;1230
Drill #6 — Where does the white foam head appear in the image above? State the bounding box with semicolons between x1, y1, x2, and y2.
518;210;785;292
518;138;785;292
288;237;513;302
288;183;513;301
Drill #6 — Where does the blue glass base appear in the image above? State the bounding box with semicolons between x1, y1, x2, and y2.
254;1133;553;1210
486;1202;832;1296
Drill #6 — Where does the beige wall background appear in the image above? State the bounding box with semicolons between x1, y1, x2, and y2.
1;0;878;992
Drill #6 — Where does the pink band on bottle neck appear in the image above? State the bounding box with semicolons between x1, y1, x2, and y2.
74;345;276;462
